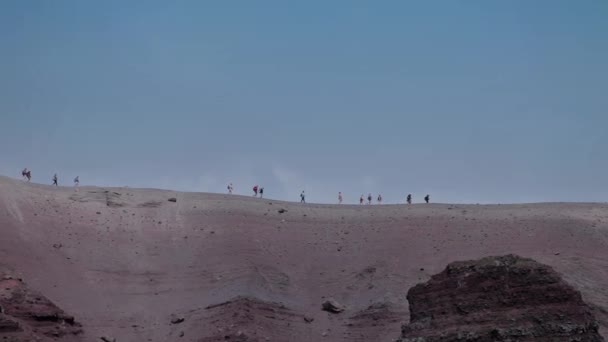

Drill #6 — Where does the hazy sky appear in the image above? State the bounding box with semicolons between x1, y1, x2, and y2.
1;1;607;204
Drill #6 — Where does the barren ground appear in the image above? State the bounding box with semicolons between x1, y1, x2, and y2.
1;175;606;341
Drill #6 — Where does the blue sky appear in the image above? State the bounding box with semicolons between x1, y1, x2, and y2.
1;1;607;204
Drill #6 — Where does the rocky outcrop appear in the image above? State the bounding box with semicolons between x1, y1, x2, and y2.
399;255;604;341
0;274;82;341
199;296;307;342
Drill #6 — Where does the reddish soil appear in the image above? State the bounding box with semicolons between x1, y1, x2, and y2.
0;269;82;341
0;175;607;341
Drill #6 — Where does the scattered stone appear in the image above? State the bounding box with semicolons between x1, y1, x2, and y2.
52;243;63;249
321;299;345;313
278;208;287;214
170;317;185;324
96;212;101;215
100;337;116;342
0;315;20;332
303;316;314;323
168;198;177;203
179;331;184;337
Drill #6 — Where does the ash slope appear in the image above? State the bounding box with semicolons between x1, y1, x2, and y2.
0;176;607;341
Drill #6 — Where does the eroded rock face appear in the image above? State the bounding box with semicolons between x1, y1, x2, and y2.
0;274;82;341
399;255;604;342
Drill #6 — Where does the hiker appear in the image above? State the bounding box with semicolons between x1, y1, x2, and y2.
377;194;382;204
253;185;258;197
407;194;412;204
52;174;58;186
359;195;364;205
259;187;264;198
227;183;233;194
424;194;430;204
25;170;31;182
74;176;79;186
300;191;306;203
338;192;343;204
21;168;28;180
367;193;372;205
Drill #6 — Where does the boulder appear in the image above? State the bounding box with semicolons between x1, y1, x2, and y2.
398;254;605;341
322;299;345;314
171;316;185;324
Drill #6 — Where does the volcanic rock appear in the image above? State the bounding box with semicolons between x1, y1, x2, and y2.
322;299;345;314
170;316;185;324
199;296;306;341
399;254;604;341
0;270;83;341
0;315;20;332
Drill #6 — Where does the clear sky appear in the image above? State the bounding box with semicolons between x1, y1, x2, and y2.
1;1;607;204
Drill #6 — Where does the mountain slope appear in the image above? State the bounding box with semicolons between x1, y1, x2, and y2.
0;175;606;341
